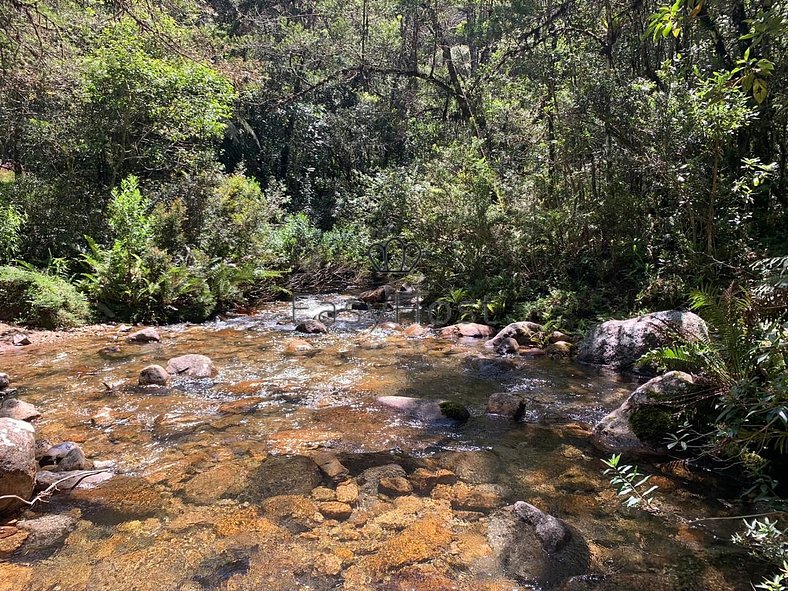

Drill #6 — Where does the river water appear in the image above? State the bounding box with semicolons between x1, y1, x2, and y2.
0;299;767;590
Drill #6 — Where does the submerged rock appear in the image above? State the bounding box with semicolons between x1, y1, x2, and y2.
283;338;317;357
376;395;470;424
439;323;495;339
486;393;526;420
594;371;697;450
577;310;708;371
0;418;37;515
127;327;161;343
0;399;41;422
241;456;323;502
312;450;349;480
295;319;327;334
166;354;216;378
139;364;169;386
437;450;501;485
488;501;590;588
16;514;77;554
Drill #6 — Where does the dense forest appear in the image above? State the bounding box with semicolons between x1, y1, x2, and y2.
1;0;785;327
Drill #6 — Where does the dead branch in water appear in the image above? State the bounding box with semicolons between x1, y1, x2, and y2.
0;469;111;508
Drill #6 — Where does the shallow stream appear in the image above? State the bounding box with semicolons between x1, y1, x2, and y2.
0;299;768;590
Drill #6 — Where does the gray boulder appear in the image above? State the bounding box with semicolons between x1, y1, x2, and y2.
0;373;9;390
594;371;696;450
127;327;161;343
488;501;590;588
139;364;169;386
576;310;708;370
440;323;495;338
166;354;216;378
0;417;37;515
485;321;544;349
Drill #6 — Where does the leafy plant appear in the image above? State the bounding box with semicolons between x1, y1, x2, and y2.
0;265;91;328
601;454;660;511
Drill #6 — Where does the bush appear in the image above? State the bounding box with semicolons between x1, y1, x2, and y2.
0;265;91;328
0;201;24;263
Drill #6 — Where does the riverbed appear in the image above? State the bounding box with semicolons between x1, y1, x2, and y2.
0;301;767;590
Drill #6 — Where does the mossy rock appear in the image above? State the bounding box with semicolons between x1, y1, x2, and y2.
629;405;677;445
439;401;470;423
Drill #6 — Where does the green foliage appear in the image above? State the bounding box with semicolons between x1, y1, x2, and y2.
733;518;788;591
0;201;24;263
0;265;90;328
601;454;660;511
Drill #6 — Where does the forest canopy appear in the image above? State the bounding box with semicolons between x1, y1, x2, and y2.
0;0;786;325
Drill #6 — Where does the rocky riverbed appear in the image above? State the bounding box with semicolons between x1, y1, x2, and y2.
0;302;769;590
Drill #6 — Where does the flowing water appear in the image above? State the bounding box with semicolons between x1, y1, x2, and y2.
0;299;768;590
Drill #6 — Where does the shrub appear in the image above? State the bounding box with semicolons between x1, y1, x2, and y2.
0;202;24;263
0;265;91;328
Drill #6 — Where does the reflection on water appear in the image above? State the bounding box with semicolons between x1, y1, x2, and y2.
0;302;766;590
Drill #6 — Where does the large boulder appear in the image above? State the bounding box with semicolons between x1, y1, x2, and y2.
488;501;590;588
576;310;708;370
0;399;41;422
594;371;697;450
166;354;217;378
439;323;495;339
485;321;544;349
0;418;37;515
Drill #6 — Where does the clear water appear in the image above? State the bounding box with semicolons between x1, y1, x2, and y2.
0;300;766;590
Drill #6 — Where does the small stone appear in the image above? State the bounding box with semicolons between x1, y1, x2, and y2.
90;408;116;428
0;399;41;422
336;480;359;504
166;354;216;378
403;324;429;337
139;365;169;386
318;501;353;520
295;319;327;334
261;495;323;531
378;476;413;497
495;337;520;354
126;327;161;343
311;486;337;502
312;451;349;480
314;553;344;576
486;393;525;420
12;334;31;347
409;468;457;493
432;482;506;512
0;373;9;390
39;442;92;472
284;339;316;356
